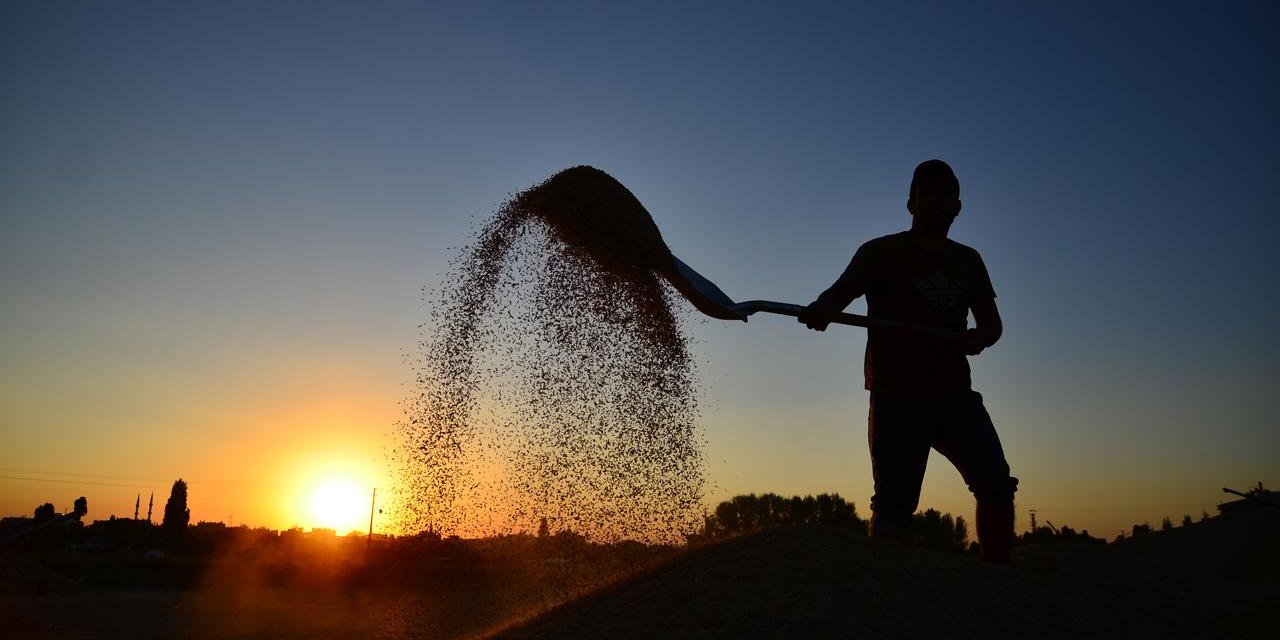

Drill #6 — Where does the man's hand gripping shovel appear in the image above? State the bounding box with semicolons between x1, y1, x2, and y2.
663;256;972;348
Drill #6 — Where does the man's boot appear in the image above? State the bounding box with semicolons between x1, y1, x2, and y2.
869;512;908;543
976;499;1015;564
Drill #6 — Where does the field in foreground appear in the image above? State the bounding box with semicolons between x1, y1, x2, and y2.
492;508;1277;640
2;509;1275;639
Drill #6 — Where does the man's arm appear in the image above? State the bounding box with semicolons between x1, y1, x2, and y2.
799;248;868;332
965;296;1002;356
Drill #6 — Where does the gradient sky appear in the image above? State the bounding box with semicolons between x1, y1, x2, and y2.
2;1;1277;538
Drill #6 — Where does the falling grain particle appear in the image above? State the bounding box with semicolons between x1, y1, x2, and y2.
393;166;705;544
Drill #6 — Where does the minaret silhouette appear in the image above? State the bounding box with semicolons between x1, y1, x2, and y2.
146;492;154;523
134;494;140;520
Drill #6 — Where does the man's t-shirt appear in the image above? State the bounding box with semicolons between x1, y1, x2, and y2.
811;231;996;392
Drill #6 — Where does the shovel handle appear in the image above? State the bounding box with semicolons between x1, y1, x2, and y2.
730;300;966;343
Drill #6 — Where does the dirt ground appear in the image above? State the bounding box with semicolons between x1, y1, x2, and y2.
3;509;1275;639
492;509;1278;640
1;581;557;640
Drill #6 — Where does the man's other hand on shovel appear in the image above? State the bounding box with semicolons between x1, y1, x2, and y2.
798;304;832;332
961;328;988;356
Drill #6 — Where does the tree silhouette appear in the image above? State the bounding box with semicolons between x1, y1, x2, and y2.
702;493;867;540
162;478;190;548
712;499;741;535
33;502;55;524
908;509;969;553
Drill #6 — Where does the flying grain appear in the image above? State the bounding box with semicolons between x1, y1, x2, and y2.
393;167;705;544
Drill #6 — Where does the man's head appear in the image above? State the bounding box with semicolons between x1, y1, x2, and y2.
907;159;962;235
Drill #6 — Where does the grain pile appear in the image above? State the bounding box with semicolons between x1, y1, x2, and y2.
394;166;705;544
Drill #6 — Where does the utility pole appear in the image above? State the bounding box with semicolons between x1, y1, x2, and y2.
367;488;377;553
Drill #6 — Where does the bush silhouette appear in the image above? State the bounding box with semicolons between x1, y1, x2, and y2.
33;502;55;524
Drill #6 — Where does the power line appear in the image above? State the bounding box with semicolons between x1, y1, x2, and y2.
1030;503;1215;512
0;468;299;492
0;475;154;489
0;483;143;498
0;481;297;499
0;467;168;484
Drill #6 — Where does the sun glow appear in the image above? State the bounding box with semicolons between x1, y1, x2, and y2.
306;478;369;533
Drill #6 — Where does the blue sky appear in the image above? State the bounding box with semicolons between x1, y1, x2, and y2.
2;1;1276;536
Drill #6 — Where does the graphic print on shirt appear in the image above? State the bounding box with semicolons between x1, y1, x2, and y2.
915;267;965;308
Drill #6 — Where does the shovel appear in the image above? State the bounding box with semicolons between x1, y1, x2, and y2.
518;165;963;343
664;256;966;343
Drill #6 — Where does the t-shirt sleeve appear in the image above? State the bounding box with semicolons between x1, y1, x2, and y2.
811;242;872;311
970;249;996;301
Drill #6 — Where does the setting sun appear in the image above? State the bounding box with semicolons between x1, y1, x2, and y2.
306;478;369;533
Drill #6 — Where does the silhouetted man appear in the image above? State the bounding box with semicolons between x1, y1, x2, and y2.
798;159;1017;564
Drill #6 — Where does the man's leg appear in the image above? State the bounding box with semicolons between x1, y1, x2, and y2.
932;391;1018;564
975;499;1015;564
868;392;932;542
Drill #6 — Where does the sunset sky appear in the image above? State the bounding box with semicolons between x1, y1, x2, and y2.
2;2;1276;539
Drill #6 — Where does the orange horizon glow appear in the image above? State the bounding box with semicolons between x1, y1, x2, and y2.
0;362;1255;541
